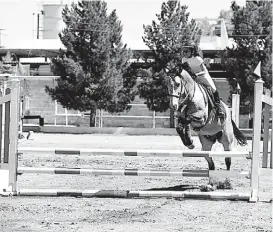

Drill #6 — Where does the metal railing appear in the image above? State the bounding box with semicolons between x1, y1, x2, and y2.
95;104;170;128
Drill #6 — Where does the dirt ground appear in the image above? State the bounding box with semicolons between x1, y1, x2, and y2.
0;133;272;232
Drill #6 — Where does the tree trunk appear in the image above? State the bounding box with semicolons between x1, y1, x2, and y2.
170;109;175;128
89;107;96;127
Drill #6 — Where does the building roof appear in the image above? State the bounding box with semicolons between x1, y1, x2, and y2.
0;36;237;58
200;36;236;50
0;39;65;57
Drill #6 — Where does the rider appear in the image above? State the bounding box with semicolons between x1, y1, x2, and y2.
182;41;225;117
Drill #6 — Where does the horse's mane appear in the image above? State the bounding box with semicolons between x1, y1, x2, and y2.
180;62;197;80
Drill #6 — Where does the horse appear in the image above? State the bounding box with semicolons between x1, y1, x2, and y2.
165;62;247;170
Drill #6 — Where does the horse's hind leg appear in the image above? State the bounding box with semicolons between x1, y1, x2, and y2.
218;132;233;171
217;105;234;170
218;135;232;170
198;134;216;170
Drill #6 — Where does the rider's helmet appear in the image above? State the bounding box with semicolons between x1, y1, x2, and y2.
183;41;199;56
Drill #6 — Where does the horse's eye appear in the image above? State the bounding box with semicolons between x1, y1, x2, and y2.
171;81;179;89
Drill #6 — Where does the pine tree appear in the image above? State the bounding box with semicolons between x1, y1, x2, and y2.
221;0;272;114
45;1;136;126
137;0;201;126
104;10;137;113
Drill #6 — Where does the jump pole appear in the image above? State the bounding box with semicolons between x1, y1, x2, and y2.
17;147;251;158
16;166;250;178
16;189;251;200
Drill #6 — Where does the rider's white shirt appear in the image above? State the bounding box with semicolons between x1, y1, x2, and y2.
182;56;216;91
182;56;204;74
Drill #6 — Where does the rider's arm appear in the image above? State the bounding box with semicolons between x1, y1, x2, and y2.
196;64;206;76
195;57;206;76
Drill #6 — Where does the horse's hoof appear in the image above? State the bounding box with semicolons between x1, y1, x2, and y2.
187;144;195;149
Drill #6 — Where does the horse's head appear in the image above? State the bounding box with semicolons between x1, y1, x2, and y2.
164;62;185;111
164;62;196;111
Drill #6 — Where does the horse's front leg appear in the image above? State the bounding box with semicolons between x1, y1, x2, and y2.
176;119;195;149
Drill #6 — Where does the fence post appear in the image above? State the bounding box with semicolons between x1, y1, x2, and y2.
0;89;2;162
268;85;272;169
54;100;57;125
232;93;240;147
4;88;11;163
170;109;175;128
101;110;103;127
65;108;68;126
231;93;240;127
262;89;271;168
249;79;264;202
8;76;20;193
152;111;156;128
0;74;9;194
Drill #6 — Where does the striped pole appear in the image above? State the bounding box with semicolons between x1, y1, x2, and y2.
17;167;250;178
18;147;251;159
18;167;209;177
16;189;251;201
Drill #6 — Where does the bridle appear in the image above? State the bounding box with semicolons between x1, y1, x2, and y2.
168;70;196;109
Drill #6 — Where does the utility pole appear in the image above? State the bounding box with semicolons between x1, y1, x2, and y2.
37;13;40;39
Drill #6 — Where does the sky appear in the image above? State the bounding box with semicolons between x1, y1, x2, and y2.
0;0;246;49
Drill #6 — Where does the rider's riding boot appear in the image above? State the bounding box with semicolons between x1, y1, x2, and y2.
213;91;225;117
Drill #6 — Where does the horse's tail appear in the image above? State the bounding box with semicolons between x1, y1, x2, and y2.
231;120;248;146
